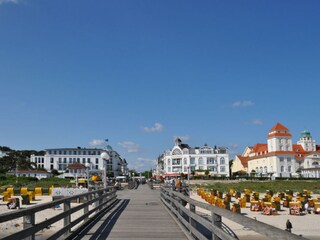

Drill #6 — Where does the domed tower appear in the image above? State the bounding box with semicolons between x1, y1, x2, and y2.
267;123;292;152
297;130;316;152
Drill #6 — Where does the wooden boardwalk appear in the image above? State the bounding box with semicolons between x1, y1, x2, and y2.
69;184;188;240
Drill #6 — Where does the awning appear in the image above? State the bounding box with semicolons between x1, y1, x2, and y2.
162;173;181;177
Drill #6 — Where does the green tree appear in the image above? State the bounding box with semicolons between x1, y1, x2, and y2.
51;169;60;176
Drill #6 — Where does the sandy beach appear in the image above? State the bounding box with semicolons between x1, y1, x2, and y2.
0;195;88;239
189;190;320;240
1;190;320;240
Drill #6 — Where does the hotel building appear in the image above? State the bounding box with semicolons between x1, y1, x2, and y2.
156;138;230;178
31;146;128;178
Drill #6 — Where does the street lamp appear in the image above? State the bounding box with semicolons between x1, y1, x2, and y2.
187;165;190;196
85;162;92;189
100;151;110;188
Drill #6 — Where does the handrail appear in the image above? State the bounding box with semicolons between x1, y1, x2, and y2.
160;187;307;240
0;186;117;240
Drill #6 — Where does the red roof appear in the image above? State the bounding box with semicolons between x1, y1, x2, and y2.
237;155;249;167
268;122;292;138
269;122;289;132
68;163;86;170
252;143;268;153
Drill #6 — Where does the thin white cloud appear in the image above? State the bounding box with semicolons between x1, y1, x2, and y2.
0;0;18;5
118;141;141;153
89;139;107;147
252;119;263;125
129;157;156;172
229;143;239;149
232;100;254;108
173;135;190;142
143;123;164;132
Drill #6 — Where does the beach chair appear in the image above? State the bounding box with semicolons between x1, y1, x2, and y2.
289;202;301;216
20;187;28;195
35;187;42;196
250;201;262;211
314;202;320;214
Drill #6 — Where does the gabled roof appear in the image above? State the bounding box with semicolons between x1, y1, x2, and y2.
237;155;249;167
252;143;268;153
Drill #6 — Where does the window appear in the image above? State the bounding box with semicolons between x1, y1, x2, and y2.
287;157;292;163
82;158;86;163
74;151;77;155
59;150;62;155
48;150;52;154
64;158;67;163
183;158;187;165
172;149;182;155
220;157;225;165
288;166;291;172
87;158;91;163
168;167;171;172
50;158;54;163
58;158;62;163
172;159;181;165
279;157;284;162
77;158;80;163
183;166;187;172
198;157;203;164
207;166;216;171
190;158;195;164
69;158;72;163
54;150;57;154
96;158;99;164
281;166;284;172
264;166;267;173
63;151;66;155
198;166;204;170
168;159;171;165
207;158;214;164
220;166;225;172
93;151;96;155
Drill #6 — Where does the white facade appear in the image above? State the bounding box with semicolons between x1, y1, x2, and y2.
159;139;230;177
246;123;320;178
31;146;128;178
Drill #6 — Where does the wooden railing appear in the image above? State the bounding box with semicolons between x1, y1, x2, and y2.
160;187;307;240
0;187;117;240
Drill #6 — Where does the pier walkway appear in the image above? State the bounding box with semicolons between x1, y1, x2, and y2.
68;184;188;240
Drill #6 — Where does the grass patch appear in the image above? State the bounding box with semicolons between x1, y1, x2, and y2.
194;180;320;194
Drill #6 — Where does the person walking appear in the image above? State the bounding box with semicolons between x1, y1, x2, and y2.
286;219;293;232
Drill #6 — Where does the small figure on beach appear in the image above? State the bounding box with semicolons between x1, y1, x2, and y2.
286;219;292;232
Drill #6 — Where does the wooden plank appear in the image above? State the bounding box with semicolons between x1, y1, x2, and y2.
77;184;188;239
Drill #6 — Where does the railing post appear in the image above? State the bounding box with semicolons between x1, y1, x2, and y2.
211;209;222;240
99;189;103;211
23;213;35;240
84;192;91;223
64;200;71;236
189;203;196;237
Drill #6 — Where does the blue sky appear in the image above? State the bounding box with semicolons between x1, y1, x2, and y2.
1;0;320;172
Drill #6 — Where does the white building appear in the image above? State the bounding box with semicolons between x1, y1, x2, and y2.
31;146;128;178
244;123;320;178
6;170;52;180
158;138;230;178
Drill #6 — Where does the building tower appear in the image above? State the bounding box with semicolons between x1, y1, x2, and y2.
267;122;293;152
297;130;316;152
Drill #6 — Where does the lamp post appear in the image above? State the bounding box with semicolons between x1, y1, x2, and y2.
100;151;110;188
85;163;92;189
187;165;190;196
